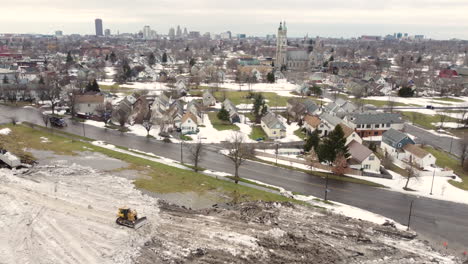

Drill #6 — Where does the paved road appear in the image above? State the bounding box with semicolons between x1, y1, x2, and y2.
405;124;463;157
1;105;468;252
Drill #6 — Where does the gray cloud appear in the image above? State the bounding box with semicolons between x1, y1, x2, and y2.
1;0;467;39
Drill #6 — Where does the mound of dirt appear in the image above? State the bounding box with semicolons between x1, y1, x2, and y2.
137;202;458;264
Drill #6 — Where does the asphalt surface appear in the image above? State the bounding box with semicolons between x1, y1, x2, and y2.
1;104;468;252
405;123;463;157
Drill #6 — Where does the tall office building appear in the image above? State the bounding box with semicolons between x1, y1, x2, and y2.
176;25;182;37
95;18;103;36
168;28;175;39
143;25;151;39
104;29;111;36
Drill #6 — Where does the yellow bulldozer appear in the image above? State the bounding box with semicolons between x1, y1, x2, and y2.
116;207;147;229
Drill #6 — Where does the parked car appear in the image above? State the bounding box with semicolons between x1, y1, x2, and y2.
49;116;67;127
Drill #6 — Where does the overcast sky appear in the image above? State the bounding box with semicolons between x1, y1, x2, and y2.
2;0;467;39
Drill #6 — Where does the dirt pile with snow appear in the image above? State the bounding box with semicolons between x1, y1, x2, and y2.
136;202;457;264
0;163;160;264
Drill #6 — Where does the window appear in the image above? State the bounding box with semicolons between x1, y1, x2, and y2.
369;155;375;160
88;104;91;107
364;164;370;169
386;123;391;127
273;131;276;134
374;132;378;135
366;124;371;128
375;124;380;128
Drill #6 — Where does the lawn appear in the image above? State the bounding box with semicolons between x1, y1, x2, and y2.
294;128;307;140
432;97;465;103
423;146;468;191
190;87;291;107
250;125;268;141
354;99;415;107
207;112;240;131
99;84;134;94
401;112;460;130
0;124;301;204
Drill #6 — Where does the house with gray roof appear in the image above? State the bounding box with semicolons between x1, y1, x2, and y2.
287;98;319;121
317;112;343;136
223;99;240;123
348;140;381;172
345;112;404;138
261;112;286;139
324;98;357;118
202;90;216;107
381;129;415;158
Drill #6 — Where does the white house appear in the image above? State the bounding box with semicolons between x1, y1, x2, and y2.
261;112;286;139
402;144;436;169
74;94;105;115
180;112;199;135
338;123;362;146
348;140;381;172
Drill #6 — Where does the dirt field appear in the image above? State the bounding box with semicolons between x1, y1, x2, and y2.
0;158;462;264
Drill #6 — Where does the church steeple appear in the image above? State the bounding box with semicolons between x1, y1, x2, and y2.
283;21;287;30
279;22;282;30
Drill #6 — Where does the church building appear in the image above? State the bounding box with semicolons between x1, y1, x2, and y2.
275;21;310;71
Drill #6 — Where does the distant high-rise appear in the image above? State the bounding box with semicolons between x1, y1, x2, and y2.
143;25;151;39
168;28;175;39
55;30;63;37
104;29;111;36
95;18;103;36
176;25;182;37
183;27;188;37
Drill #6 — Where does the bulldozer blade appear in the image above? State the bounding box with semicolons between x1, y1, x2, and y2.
133;217;148;229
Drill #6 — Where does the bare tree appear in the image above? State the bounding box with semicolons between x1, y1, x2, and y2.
387;96;397;113
142;119;153;137
437;111;448;130
95;102;113;126
332;152;348;176
224;132;251;183
404;158;419;190
115;110;128;132
42;112;49;128
189;138;205;172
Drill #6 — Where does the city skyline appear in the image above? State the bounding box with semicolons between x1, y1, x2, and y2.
1;0;468;39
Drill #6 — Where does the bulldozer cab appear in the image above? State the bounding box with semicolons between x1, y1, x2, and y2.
116;207;147;229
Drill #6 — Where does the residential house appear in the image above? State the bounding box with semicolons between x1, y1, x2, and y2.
348;140;381;172
287;98;319;121
338;123;362;146
324;98;357;118
402;144;436;169
303;115;321;134
180;112;199;135
74;94;104;116
261;112;286;139
345;112;404;138
317;112;342;136
223;99;241;123
175;80;187;97
381;129;415;159
187;100;204;124
202;90;216;107
111;94;138;124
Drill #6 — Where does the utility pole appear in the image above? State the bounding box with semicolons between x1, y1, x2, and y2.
449;136;454;154
407;200;414;231
275;143;279;165
180;134;184;164
430;168;436;195
82;123;86;137
324;175;329;201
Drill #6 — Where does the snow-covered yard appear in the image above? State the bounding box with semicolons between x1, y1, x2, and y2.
188;114;255;144
348;169;468;205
